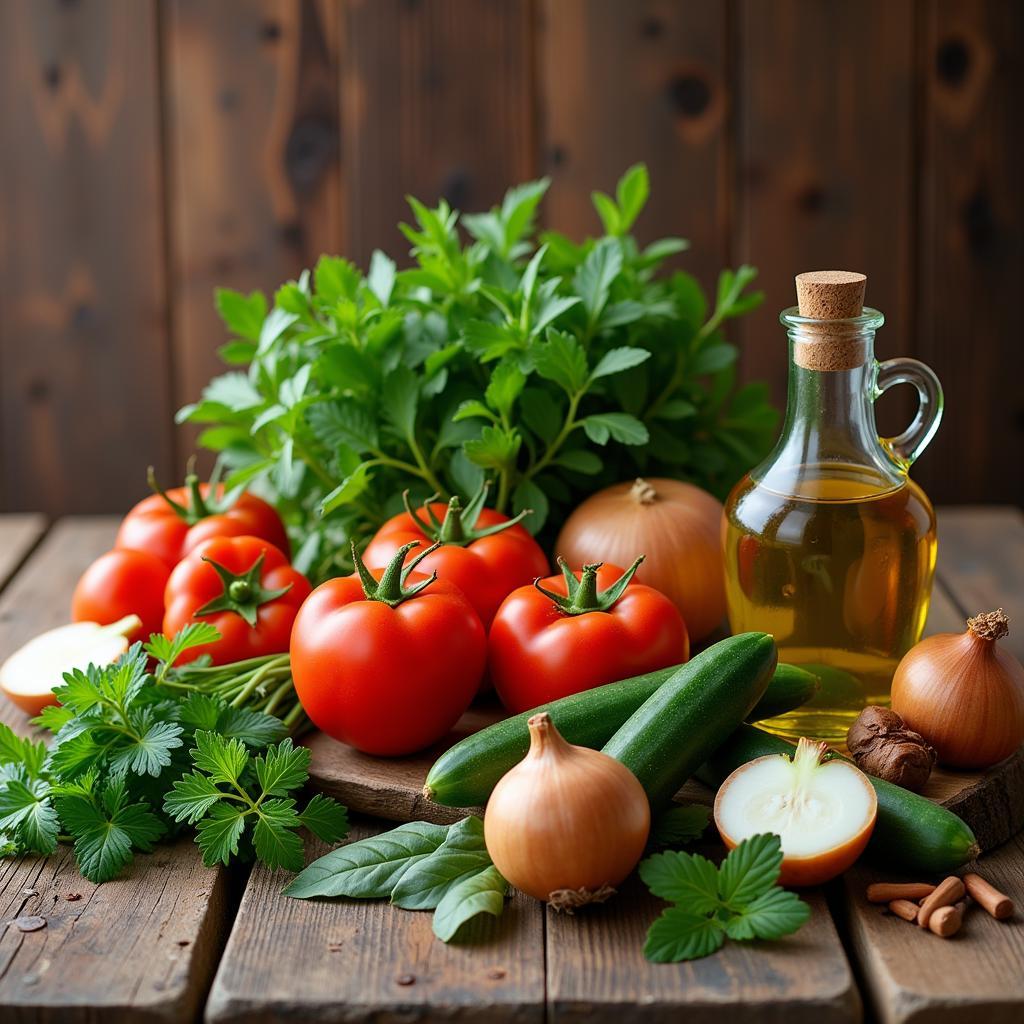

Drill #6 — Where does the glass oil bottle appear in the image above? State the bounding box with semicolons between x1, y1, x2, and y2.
723;272;943;742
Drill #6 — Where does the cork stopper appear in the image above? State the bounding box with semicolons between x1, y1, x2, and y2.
792;271;868;371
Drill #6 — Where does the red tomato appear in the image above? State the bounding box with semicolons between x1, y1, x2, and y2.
72;548;171;641
489;558;690;714
116;469;289;569
163;536;310;665
291;542;486;756
362;488;548;627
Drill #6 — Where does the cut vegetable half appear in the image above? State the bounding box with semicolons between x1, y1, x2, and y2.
714;737;877;886
0;616;141;716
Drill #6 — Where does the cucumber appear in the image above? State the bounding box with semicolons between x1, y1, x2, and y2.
698;725;980;874
425;656;814;808
601;633;778;810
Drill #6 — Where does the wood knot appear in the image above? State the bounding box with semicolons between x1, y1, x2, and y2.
936;37;970;87
667;73;711;118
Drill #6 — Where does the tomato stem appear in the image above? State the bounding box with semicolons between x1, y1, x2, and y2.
534;555;646;616
193;552;293;626
351;540;440;607
400;480;532;548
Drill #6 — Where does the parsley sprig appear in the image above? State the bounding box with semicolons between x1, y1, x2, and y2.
0;625;346;883
640;834;810;962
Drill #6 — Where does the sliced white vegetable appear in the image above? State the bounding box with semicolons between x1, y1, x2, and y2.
0;615;141;715
715;748;875;857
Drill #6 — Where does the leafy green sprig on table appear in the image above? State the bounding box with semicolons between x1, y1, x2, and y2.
181;164;777;582
640;834;810;962
0;625;346;882
284;816;506;943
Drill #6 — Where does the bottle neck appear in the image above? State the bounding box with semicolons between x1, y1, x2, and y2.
753;310;906;496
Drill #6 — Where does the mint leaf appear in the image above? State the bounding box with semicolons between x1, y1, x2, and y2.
254;739;310;797
614;164;650;234
724;886;811;941
575;237;623;323
191;731;249;785
638;850;719;914
108;718;183;776
164;770;226;824
533;329;588;395
253;798;304;871
583;412;649;446
651;805;711;848
717;833;784;908
196;803;247;867
283;821;449;899
484;361;526;419
216;288;267;341
432;864;507;942
644;908;725;963
298;794;349;844
0;779;58;854
146;621;221;669
590;346;651;381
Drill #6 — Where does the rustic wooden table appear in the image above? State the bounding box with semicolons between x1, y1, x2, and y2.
1;508;1022;1023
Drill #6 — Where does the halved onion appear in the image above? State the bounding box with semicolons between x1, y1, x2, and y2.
714;737;877;886
0;616;141;716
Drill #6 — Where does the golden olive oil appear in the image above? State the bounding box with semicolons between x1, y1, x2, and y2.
723;469;937;742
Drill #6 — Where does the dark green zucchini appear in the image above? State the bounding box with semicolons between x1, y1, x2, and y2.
601;633;778;810
698;725;980;873
424;656;814;808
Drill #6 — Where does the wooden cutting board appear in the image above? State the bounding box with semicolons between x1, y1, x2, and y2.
305;704;1024;853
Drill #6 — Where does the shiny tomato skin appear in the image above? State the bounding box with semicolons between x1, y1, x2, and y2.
363;503;548;627
290;573;486;756
72;548;171;641
489;563;690;714
163;535;310;665
116;484;290;569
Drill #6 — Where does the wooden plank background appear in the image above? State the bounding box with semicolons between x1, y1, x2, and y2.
0;0;1019;515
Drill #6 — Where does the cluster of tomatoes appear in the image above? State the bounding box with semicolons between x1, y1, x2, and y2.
75;474;691;758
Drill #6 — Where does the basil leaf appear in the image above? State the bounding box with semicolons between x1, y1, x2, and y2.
390;817;492;910
282;821;449;900
432;864;508;942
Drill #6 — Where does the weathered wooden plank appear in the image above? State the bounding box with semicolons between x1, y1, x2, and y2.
840;506;1024;1022
546;872;859;1024
0;0;174;514
163;0;342;432
935;507;1024;660
843;832;1024;1024
341;0;534;267
0;516;46;593
734;0;916;425
0;517;228;1023
206;823;545;1023
538;0;728;287
915;1;1024;507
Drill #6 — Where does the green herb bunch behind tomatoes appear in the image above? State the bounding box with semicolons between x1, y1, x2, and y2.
116;462;290;570
290;541;487;756
489;557;690;714
71;548;171;641
163;535;311;666
362;483;548;628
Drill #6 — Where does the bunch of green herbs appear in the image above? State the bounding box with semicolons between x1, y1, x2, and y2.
182;164;776;582
0;625;346;882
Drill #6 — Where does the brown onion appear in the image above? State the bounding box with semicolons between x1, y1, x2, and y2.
891;609;1024;769
483;712;650;909
555;477;725;641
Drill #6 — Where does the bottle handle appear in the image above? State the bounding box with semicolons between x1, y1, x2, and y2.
873;358;944;468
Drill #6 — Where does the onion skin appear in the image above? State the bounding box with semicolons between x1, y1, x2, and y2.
555;478;725;642
484;712;650;904
891;610;1024;770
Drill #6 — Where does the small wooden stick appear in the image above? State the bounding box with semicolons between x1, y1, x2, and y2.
888;899;920;922
918;876;966;929
867;882;936;903
963;873;1014;920
928;901;965;938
